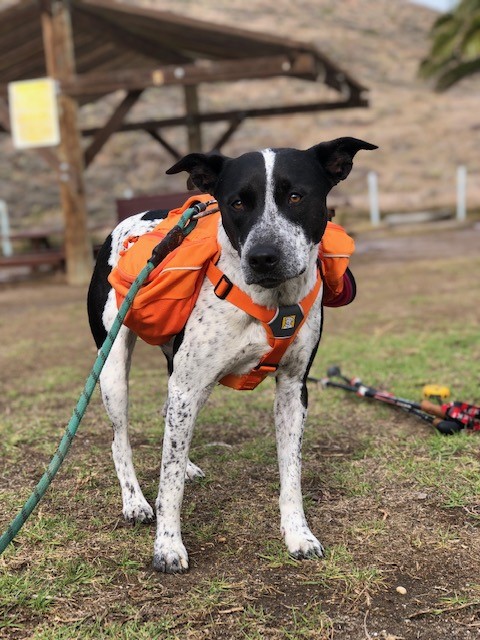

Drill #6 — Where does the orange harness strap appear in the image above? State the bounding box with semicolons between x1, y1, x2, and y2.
205;260;322;390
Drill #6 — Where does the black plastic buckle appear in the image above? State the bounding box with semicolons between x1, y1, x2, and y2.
214;274;234;300
254;363;278;374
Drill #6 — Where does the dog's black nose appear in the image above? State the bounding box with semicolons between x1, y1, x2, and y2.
247;244;280;273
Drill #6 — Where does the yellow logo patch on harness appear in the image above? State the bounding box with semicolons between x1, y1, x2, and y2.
281;315;297;330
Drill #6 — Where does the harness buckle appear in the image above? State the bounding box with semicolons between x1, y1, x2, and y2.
214;274;234;300
254;363;278;374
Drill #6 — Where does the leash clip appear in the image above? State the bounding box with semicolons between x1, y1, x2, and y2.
192;199;219;219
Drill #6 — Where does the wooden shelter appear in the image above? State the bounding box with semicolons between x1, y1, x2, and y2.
0;0;370;285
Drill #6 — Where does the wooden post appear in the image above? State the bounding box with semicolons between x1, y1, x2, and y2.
40;0;93;285
183;85;203;152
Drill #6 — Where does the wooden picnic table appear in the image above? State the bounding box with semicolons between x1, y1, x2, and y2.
0;223;108;276
8;227;63;240
8;226;63;250
0;249;65;269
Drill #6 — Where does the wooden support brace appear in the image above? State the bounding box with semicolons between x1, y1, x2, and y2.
210;116;244;152
146;129;182;160
84;89;143;168
0;97;11;132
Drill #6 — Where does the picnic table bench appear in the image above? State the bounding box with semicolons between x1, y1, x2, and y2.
0;223;107;277
8;226;62;249
0;249;65;270
0;225;65;274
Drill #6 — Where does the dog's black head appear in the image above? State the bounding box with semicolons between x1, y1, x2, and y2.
167;137;377;288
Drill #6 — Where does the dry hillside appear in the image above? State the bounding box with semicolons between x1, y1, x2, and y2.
2;0;480;227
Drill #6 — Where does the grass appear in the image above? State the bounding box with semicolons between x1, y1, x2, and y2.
29;620;182;640
0;243;479;638
280;603;334;639
301;545;385;600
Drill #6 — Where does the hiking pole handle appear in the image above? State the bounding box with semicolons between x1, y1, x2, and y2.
433;418;464;435
419;399;446;419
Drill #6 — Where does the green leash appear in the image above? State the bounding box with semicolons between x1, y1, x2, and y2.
0;202;211;556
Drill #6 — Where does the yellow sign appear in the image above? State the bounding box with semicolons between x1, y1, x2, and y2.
8;77;60;150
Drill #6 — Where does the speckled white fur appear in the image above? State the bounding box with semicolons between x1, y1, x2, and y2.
97;152;324;574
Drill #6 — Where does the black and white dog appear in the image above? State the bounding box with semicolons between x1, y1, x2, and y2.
87;137;376;573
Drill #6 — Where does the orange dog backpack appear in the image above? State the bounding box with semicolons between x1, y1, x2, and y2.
108;195;218;345
108;194;355;347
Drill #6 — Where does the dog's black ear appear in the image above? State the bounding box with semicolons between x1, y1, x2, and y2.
309;137;378;186
166;153;228;194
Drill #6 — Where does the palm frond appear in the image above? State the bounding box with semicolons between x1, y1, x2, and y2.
419;0;480;90
435;56;480;90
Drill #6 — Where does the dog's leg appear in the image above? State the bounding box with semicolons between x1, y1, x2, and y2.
163;396;205;481
161;342;205;483
153;379;212;573
163;398;204;482
100;324;155;524
274;374;324;559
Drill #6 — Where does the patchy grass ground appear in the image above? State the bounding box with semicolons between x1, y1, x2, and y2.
1;220;480;639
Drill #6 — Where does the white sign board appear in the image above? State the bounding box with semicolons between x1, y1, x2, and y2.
8;77;60;150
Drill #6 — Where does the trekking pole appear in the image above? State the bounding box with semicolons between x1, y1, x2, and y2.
309;366;463;435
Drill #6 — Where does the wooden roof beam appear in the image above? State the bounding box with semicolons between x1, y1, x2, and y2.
60;53;319;96
73;6;191;65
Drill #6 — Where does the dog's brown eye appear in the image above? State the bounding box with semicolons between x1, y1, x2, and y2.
231;199;244;211
289;193;302;204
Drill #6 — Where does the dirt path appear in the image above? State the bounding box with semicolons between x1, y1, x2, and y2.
354;220;480;264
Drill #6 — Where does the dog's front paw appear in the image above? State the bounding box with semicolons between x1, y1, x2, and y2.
153;539;189;573
283;526;324;560
123;499;155;524
185;460;205;482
